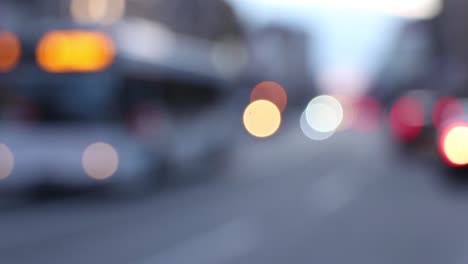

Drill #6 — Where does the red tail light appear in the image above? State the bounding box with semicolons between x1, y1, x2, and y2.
389;96;424;142
438;123;468;167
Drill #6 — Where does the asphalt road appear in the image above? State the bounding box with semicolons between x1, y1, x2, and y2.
1;118;468;264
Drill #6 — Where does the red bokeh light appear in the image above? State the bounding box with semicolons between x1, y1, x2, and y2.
250;81;287;112
352;96;382;133
389;96;425;142
432;96;464;131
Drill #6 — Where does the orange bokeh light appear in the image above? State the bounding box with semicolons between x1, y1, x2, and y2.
36;30;115;73
0;31;21;72
250;81;288;112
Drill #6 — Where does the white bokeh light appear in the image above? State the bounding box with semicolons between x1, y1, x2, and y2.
300;111;335;141
116;19;175;63
70;0;126;25
82;142;119;180
0;144;14;179
305;95;344;133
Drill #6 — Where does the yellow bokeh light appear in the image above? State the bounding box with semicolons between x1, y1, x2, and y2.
442;126;468;166
82;142;119;180
243;100;281;138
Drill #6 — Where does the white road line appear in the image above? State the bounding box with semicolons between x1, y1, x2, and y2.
139;217;258;264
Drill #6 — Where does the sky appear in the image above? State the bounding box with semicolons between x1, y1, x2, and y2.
227;0;439;80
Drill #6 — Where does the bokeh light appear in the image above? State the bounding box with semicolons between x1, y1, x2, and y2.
250;81;288;113
334;95;355;131
389;96;424;142
433;97;464;131
116;19;175;62
352;96;382;133
439;124;468;167
0;144;14;180
300;111;335;141
36;30;115;73
82;142;119;180
0;31;21;73
70;0;126;25
305;95;344;133
243;100;281;138
317;67;370;98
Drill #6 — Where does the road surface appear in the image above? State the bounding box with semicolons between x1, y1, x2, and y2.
1;117;468;264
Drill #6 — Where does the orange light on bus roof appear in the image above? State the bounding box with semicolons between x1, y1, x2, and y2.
36;30;115;73
0;31;21;73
